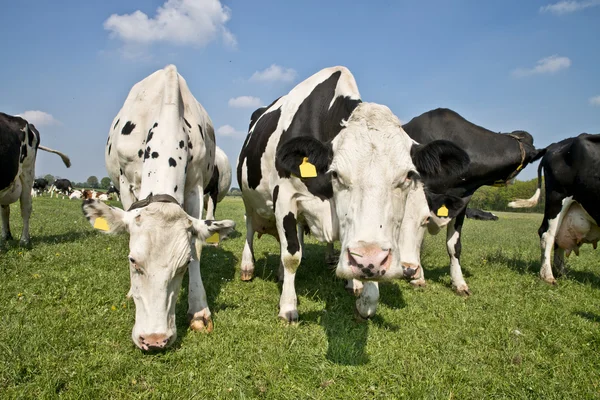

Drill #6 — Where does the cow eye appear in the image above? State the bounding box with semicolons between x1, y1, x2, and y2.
129;256;143;273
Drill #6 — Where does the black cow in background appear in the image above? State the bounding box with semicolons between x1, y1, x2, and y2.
402;108;545;295
49;179;73;199
509;133;600;284
106;184;120;201
465;208;499;221
32;178;49;196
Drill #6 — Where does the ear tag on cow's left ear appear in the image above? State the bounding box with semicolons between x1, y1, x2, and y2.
93;217;110;231
206;232;219;244
299;157;317;178
437;205;449;217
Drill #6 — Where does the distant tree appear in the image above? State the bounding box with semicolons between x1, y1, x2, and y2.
44;174;55;185
100;177;111;190
87;176;99;189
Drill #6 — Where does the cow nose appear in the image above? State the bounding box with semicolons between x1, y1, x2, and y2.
402;262;419;278
138;333;172;351
347;242;391;279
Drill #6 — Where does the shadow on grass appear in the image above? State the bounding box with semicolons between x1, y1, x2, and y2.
574;311;600;324
253;242;408;366
32;231;96;245
173;244;238;348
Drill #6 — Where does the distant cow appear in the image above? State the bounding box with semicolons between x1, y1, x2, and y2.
50;178;73;199
32;178;48;196
238;66;469;321
1;112;71;245
465;208;499;221
69;190;83;200
401;108;545;294
107;185;120;201
203;146;232;220
82;65;235;351
509;133;600;283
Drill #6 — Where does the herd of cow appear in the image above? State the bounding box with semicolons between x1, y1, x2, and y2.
1;65;598;351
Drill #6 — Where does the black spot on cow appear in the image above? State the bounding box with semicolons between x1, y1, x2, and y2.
205;220;213;226
113;119;120;130
179;140;185;149
178;156;182;160
108;144;112;155
153;122;158;128
120;168;123;175
27;127;34;147
272;185;279;213
188;141;193;150
138;149;143;158
146;129;154;143
282;212;299;255
169;157;177;167
190;155;193;161
144;146;151;160
174;185;178;193
20;144;27;163
184;118;191;129
197;124;204;140
152;152;159;159
121;121;135;135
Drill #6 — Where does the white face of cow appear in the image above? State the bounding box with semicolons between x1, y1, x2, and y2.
82;200;234;351
330;104;418;281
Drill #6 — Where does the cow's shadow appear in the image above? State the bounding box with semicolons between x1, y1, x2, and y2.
255;242;407;365
574;311;600;324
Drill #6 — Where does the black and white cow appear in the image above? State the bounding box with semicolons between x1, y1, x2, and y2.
203;146;232;220
401;108;545;294
237;66;469;321
106;184;120;201
465;208;499;221
509;133;600;283
49;178;73;199
81;65;235;351
32;178;49;196
1;112;71;245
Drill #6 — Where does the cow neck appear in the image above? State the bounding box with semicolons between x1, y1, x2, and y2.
128;193;181;211
493;134;526;187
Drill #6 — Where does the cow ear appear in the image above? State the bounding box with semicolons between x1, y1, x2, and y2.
424;192;470;219
276;136;332;178
82;199;130;234
189;218;236;244
411;140;470;188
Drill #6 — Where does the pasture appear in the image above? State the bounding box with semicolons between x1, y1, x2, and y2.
1;196;600;399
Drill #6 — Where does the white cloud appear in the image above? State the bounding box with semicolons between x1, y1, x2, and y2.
511;55;571;78
540;0;600;14
590;96;600;106
17;111;60;127
228;96;262;108
250;64;297;83
103;0;236;48
217;124;244;136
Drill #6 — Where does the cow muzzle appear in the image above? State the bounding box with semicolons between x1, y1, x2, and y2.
401;262;420;279
137;333;173;352
345;242;393;280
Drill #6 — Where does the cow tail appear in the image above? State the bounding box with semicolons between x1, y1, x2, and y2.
508;161;543;208
38;145;71;168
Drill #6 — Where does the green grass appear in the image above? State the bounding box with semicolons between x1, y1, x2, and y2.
1;197;600;398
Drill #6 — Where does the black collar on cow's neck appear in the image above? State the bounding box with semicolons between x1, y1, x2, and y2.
128;193;181;211
492;134;527;187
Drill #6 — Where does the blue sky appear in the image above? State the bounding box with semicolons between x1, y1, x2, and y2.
1;0;599;185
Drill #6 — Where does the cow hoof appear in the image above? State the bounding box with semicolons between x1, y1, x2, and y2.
410;278;427;288
19;239;31;248
240;270;254;281
2;233;13;241
453;286;471;296
188;314;214;333
353;304;373;322
541;276;557;285
278;310;298;324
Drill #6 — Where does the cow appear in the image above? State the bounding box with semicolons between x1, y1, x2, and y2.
508;133;600;284
465;208;499;221
401;108;545;295
203;146;232;220
69;190;83;200
1;112;71;245
107;184;120;201
50;178;73;199
237;66;469;321
81;65;235;351
32;178;48;196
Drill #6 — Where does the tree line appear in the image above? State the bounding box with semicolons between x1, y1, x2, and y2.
40;175;113;190
469;178;544;213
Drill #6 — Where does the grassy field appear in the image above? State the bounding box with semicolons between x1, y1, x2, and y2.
1;196;600;399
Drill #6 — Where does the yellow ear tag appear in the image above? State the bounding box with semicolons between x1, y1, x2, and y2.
206;232;220;244
299;157;317;178
437;205;449;217
93;217;110;231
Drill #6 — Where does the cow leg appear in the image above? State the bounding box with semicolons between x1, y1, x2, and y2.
205;193;217;220
345;279;364;296
539;195;573;284
275;188;302;323
240;212;256;281
298;223;305;257
19;187;33;246
325;242;338;265
446;209;470;295
355;282;379;320
184;187;212;332
410;265;426;287
1;205;12;241
553;245;567;277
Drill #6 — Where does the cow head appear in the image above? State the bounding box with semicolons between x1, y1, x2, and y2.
276;102;469;282
82;199;235;351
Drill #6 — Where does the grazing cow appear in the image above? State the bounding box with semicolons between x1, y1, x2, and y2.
107;185;120;201
401;108;545;294
33;178;48;196
0;112;71;245
465;208;499;221
237;66;469;321
50;178;73;199
203;146;232;220
509;133;600;283
81;65;235;351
